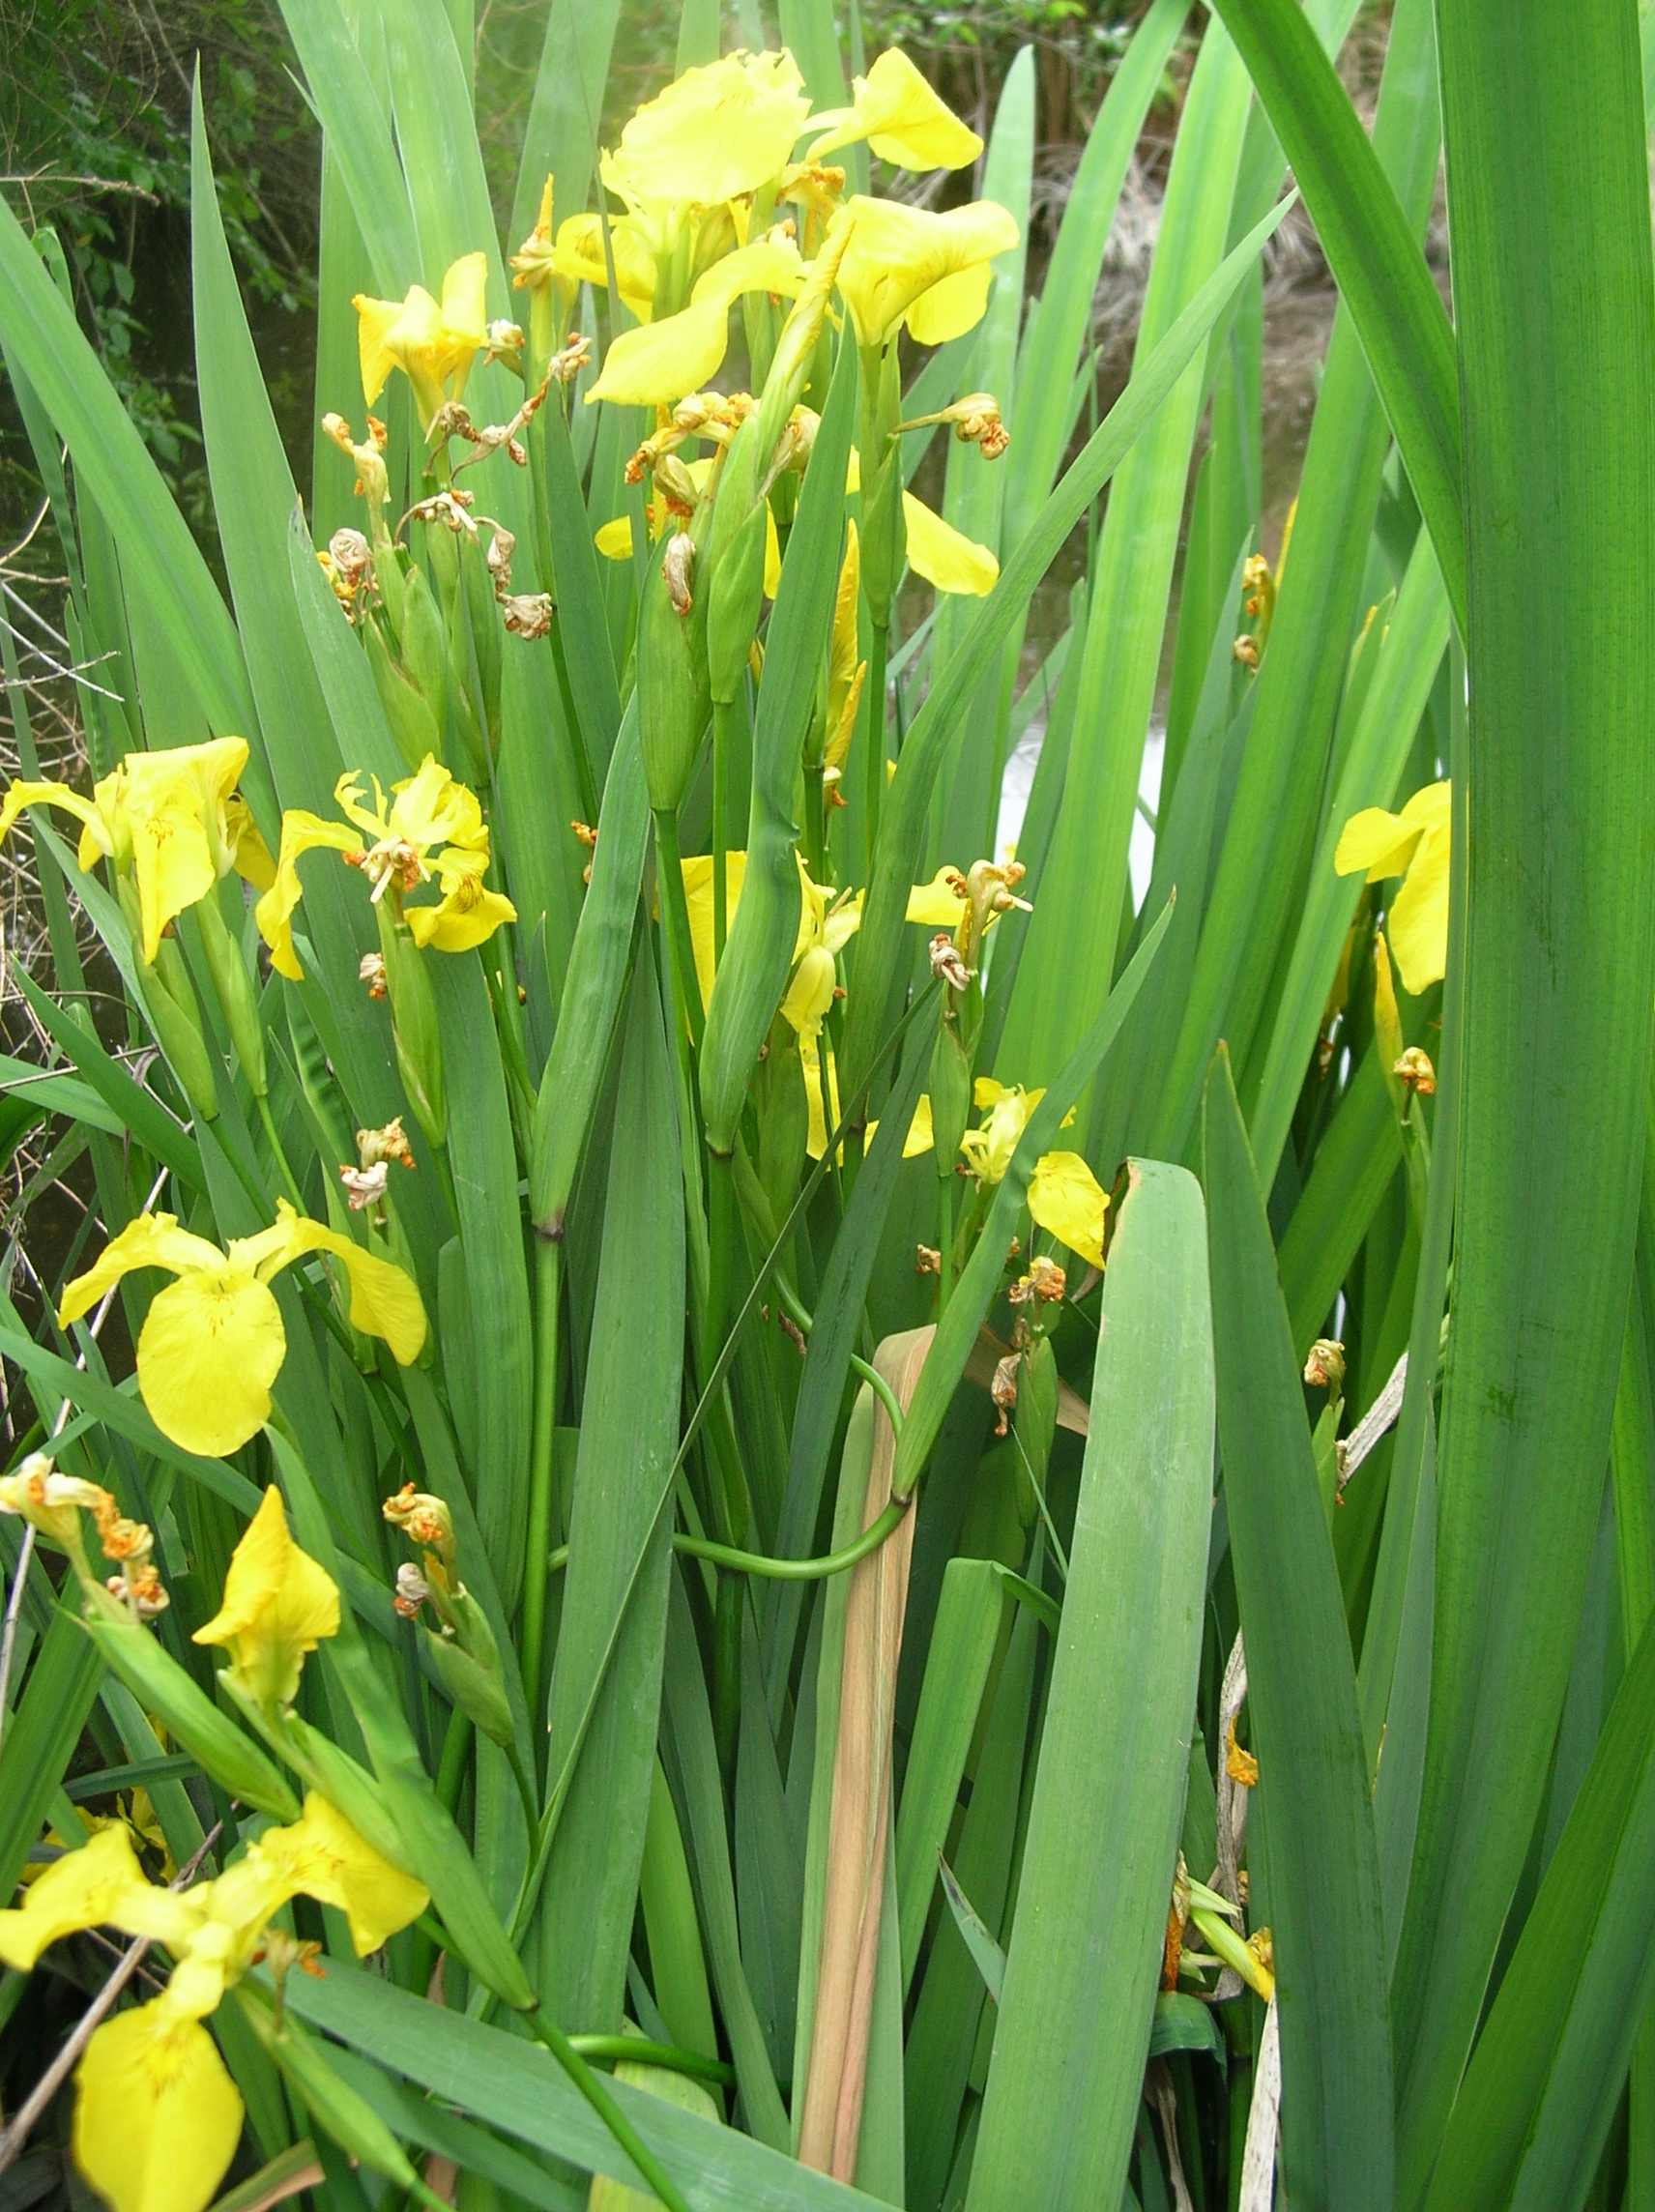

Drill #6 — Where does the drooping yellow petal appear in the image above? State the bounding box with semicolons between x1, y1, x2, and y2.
907;867;967;928
1386;830;1451;995
691;236;806;309
609;50;813;206
595;515;635;560
1027;1150;1109;1270
904;261;996;347
136;1268;287;1458
223;795;276;892
801;1036;843;1161
835;194;1019;349
245;1793;428;1956
58;1212;227;1327
960;1083;1043;1185
194;1485;340;1708
0;778;105;857
254;807;363;981
73;2002;244;2212
806;47;982;172
903;1094;935;1158
406;879;517;953
682;852;748;1011
353;290;418;407
0;1827;149;1970
781;944;838;1041
234;1201;428;1366
902;492;998;596
353;255;489;423
764;503;782;597
587;296;736;408
121;767;220;965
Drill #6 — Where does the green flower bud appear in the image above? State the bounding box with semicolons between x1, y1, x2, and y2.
706;494;769;709
1012;1334;1059;1532
376;904;446;1149
928;1018;972;1180
192;885;267;1097
363;618;444;772
235;1987;431;2201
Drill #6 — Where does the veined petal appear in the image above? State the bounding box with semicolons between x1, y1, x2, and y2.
835;194;1019;348
587;295;738;407
239;1203;427;1366
902;492;998;596
73;2002;244;2212
244;1793;427;1956
610;50;812;206
807;48;981;172
58;1211;227;1328
194;1486;339;1707
406;881;517;953
254;808;363;982
137;1270;287;1458
121;767;219;965
1027;1150;1109;1269
907;867;967;927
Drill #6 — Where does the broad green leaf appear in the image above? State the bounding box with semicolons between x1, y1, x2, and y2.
1276;1042;1402;1359
509;0;624;250
1205;0;1465;636
0;1593;104;1903
274;0;419;295
1390;11;1655;2196
969;1159;1214;2212
1204;1046;1393;2208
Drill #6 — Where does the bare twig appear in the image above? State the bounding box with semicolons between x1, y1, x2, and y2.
0;1819;222;2179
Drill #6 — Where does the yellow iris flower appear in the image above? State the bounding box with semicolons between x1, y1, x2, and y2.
537;205;659;323
353;253;488;430
256;756;515;982
193;1485;340;1709
1334;778;1451;996
960;1077;1045;1184
586;235;807;407
0;738;273;966
836;194;1020;350
0;1797;425;2212
58;1201;427;1458
1026;1150;1110;1270
680;853;861;1021
806;47;982;172
607;49;813;207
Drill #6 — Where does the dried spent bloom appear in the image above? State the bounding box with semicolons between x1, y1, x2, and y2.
549;332;592;385
662;532;696;618
358;1119;416;1171
1303;1337;1346;1393
1394;1045;1437;1096
392;1560;432;1618
501;593;554;639
1225;1714;1260;1789
360;951;388;999
339;1162;389;1212
991;1351;1020;1438
383;1483;455;1566
1233;634;1260;670
328;529;372;591
928;933;972;990
915;1245;942;1276
1009;1254;1067;1307
893;391;1008;459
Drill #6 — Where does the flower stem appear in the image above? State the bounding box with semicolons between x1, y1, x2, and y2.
863;619;889;877
521;1237;561;1732
711;697;735;967
521;2009;695;2212
255;1091;305;1212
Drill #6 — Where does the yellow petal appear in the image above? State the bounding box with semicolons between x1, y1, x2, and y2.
902;493;998;596
595;515;635;560
822;890;863;956
406;880;517;952
904;261;995;347
440;251;489;350
609;50;812;206
1027;1150;1109;1270
1332;779;1451;882
254;807;363;981
1386;824;1451;995
907;866;967;928
0;1827;148;1970
588;295;735;408
835;194;1019;348
223;795;276;892
0;777;103;854
554;213;656;322
353;291;407;406
58;1211;226;1329
764;504;782;597
681;852;748;1012
235;1203;428;1366
801;1037;843;1162
73;2003;244;2212
782;944;838;1040
389;756;485;854
903;1094;935;1159
136;1268;287;1458
121;768;219;964
807;48;981;172
246;1793;428;1956
194;1486;340;1707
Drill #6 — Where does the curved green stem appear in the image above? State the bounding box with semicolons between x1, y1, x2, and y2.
848;1353;904;1439
545;1497;913;1585
567;2036;736;2089
521;2011;695;2212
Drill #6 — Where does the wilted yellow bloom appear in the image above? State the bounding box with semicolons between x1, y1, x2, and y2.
1334;779;1450;996
1026;1150;1109;1270
836;194;1019;349
257;756;515;980
354;253;488;429
587;235;806;407
960;1078;1044;1185
807;47;982;172
3;1799;426;2212
0;738;272;966
58;1203;427;1458
192;1486;339;1708
0;1455;121;1551
607;49;813;207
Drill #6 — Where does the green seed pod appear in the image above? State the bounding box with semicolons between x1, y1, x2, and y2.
77;1591;301;1821
192;884;267;1097
857;344;907;620
376;904;446;1149
363;618;443;772
706;494;769;710
929;1017;972;1180
371;537;406;644
129;945;219;1122
637;538;711;816
422;1586;513;1749
753;1011;809;1232
235;1987;428;2198
400;564;450;746
1012;1334;1059;1532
